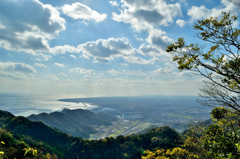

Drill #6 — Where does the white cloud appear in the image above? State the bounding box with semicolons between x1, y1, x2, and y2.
69;68;95;75
135;35;144;41
70;55;76;58
110;1;119;6
188;0;239;22
121;63;128;67
149;68;172;74
54;63;64;67
0;0;65;54
176;19;186;27
178;71;193;77
108;69;121;76
112;0;182;31
62;2;107;22
138;44;160;56
0;61;36;73
122;55;159;65
34;63;47;68
81;54;90;59
50;45;80;55
146;29;172;50
123;69;147;76
58;73;68;77
34;53;52;62
47;74;60;81
0;72;30;81
78;38;134;62
83;75;93;82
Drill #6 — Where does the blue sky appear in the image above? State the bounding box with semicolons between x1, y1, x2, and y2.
0;0;239;97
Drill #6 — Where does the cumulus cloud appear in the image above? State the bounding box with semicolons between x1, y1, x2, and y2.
0;62;36;73
176;19;186;27
69;68;95;75
34;63;47;68
146;29;172;50
112;0;182;31
78;38;134;62
0;0;65;54
54;63;64;67
51;45;80;55
188;0;238;22
62;2;107;22
109;1;119;6
138;44;160;56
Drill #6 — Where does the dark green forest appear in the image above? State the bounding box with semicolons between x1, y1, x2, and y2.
0;110;183;158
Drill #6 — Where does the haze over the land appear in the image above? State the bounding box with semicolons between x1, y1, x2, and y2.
0;0;239;97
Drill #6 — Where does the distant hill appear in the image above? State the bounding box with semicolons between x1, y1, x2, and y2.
0;109;183;159
27;108;118;138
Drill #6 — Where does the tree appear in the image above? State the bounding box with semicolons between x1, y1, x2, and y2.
229;0;240;6
166;12;240;112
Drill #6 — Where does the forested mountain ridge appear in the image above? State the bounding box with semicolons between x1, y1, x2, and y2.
27;108;118;138
0;109;183;159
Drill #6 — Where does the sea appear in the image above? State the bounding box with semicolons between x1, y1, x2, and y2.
0;93;98;117
0;93;212;118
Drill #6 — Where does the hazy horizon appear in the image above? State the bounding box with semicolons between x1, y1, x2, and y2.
0;94;203;116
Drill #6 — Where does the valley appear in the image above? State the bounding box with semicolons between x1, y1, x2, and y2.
58;96;213;139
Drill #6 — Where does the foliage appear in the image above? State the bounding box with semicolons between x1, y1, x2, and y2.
0;128;58;159
166;11;240;112
183;107;240;158
166;10;240;158
142;148;199;159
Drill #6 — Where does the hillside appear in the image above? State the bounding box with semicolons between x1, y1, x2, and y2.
0;109;183;159
27;108;118;138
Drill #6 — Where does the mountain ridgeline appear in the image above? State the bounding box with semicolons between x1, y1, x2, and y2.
27;108;118;138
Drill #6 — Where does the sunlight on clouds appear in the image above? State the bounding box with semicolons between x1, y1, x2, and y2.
188;0;239;23
0;0;230;96
109;1;119;6
62;2;107;22
112;0;182;31
176;19;186;27
0;0;65;54
0;61;36;74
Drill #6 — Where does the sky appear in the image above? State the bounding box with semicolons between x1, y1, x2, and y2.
0;0;239;97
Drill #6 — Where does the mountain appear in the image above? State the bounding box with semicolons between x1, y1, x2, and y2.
0;109;183;159
27;108;118;138
0;110;71;158
61;108;117;126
